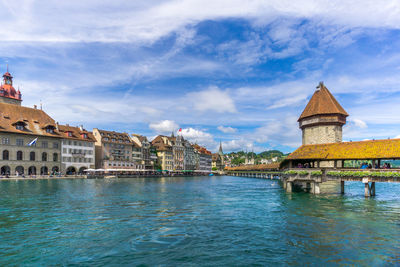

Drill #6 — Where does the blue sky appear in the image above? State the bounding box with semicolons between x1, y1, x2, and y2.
1;1;400;153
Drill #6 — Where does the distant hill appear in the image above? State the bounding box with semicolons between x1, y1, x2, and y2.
225;149;287;166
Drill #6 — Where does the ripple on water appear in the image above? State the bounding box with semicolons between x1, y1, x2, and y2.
1;177;400;266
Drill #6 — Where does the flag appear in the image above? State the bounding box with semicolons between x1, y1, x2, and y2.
178;128;182;132
28;137;38;146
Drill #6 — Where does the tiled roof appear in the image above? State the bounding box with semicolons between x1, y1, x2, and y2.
151;135;172;151
0;102;61;137
298;84;348;121
226;163;280;171
0;84;21;101
286;138;400;160
58;124;95;142
96;129;134;144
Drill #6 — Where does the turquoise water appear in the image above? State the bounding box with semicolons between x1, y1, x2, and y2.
1;176;400;266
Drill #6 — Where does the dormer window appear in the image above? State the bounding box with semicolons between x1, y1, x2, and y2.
14;121;26;130
82;133;88;139
16;123;24;130
67;132;72;137
46;127;54;133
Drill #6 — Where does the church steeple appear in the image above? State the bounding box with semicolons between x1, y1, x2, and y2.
218;141;223;155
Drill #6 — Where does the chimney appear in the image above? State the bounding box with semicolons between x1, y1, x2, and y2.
56;122;59;131
33;105;37;109
79;125;83;131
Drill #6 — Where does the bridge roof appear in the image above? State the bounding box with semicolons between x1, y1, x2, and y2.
286;138;400;161
226;162;280;171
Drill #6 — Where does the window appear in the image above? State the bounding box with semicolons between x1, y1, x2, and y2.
16;139;24;146
74;141;77;146
17;151;23;160
63;148;66;153
53;142;59;149
42;152;47;161
30;151;35;161
2;137;10;145
68;140;71;145
15;122;24;130
42;141;48;148
68;132;72;137
46;127;54;133
3;150;9;160
83;134;88;139
53;153;58;162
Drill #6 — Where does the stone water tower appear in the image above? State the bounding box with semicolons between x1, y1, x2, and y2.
298;82;348;145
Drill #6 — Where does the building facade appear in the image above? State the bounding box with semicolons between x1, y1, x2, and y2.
58;124;95;174
151;135;174;171
131;134;157;170
183;139;196;171
193;144;212;173
93;129;136;169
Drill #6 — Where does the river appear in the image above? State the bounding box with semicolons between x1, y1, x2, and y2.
0;176;399;266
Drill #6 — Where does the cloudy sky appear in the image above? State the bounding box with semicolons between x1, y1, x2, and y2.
1;0;400;153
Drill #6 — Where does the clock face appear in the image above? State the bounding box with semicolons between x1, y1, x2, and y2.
5;79;11;85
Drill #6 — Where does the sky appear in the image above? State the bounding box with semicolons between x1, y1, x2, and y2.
1;0;400;153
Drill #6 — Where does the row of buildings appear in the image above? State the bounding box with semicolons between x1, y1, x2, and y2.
0;70;221;176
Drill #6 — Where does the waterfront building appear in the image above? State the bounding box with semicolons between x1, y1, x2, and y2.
131;134;157;170
0;103;61;175
93;129;136;169
298;82;348;145
193;144;212;173
151;135;174;171
172;134;184;171
183;139;196;171
58;124;95;174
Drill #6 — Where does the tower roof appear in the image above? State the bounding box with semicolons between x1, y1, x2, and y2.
298;82;348;121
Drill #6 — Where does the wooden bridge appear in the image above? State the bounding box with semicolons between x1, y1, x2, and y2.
226;167;400;197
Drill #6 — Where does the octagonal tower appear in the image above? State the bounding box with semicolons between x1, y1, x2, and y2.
298;82;348;145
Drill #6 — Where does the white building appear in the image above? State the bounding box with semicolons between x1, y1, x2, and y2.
58;124;95;174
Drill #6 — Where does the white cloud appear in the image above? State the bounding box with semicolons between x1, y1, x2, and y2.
350;118;368;129
217;126;237;133
181;127;214;146
0;1;400;44
149;120;179;134
187;86;237;113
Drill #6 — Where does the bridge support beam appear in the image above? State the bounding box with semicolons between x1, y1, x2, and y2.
371;182;376;196
364;182;371;197
312;182;320;194
286;181;293;193
340;181;345;194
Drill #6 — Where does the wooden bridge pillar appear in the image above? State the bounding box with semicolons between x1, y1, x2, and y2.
286;181;293;193
364;182;371;197
340;181;345;194
312;182;320;194
371;182;376;196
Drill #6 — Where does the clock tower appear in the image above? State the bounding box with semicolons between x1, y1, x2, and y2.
0;68;22;105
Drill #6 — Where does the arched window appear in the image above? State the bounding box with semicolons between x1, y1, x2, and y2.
53;153;58;162
42;152;47;161
17;151;23;161
3;150;9;160
30;151;35;161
